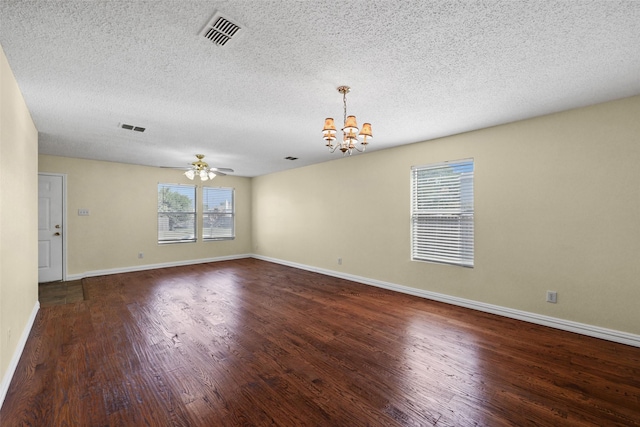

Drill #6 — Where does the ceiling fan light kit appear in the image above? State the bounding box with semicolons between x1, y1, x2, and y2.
184;154;218;181
322;85;372;155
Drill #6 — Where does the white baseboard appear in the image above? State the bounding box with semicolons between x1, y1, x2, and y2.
0;301;40;410
252;255;640;348
66;254;252;281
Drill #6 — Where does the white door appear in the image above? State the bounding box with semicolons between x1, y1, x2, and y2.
38;174;64;282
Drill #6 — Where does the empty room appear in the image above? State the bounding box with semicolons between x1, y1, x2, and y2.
1;1;639;426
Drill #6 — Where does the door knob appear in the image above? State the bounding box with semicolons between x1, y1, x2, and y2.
54;232;61;236
55;225;61;229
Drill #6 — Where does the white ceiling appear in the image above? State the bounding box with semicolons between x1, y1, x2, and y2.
1;1;639;177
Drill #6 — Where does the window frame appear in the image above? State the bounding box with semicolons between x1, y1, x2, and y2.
202;186;235;241
411;159;474;268
157;183;197;244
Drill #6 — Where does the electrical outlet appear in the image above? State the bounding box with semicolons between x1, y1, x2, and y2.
138;252;144;259
338;257;342;265
78;208;90;216
546;291;558;304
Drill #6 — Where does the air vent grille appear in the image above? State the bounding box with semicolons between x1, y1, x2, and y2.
121;123;145;132
200;13;243;47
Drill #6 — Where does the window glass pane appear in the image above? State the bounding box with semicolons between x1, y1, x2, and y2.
203;187;234;240
411;160;474;267
158;184;196;243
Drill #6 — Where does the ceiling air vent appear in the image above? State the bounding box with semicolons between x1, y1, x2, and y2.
200;12;243;47
120;123;145;132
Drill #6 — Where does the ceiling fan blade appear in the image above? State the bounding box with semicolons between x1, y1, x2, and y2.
159;166;190;170
211;167;234;173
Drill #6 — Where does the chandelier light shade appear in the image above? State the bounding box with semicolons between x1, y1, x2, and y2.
322;85;372;155
184;154;217;181
322;118;337;140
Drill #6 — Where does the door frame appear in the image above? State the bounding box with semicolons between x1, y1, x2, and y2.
38;172;68;282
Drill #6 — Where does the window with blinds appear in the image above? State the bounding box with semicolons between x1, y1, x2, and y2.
203;187;235;240
157;184;196;243
411;159;474;267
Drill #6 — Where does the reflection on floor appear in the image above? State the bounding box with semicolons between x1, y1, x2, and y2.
38;280;85;307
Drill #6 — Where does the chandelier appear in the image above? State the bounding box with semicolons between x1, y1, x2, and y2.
322;85;372;154
184;154;217;181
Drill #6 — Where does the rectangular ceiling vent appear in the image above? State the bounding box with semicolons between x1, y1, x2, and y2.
120;123;145;132
200;12;243;47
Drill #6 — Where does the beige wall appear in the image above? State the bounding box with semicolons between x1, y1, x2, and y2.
38;156;252;276
253;95;640;335
0;45;38;384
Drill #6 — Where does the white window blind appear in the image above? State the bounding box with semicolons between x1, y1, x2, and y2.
158;184;196;243
411;159;474;267
203;187;235;240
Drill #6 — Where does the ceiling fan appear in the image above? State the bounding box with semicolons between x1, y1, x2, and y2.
163;154;234;181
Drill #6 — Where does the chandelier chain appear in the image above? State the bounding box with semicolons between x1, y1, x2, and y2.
343;90;347;127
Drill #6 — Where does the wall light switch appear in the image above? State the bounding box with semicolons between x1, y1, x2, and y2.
78;209;90;216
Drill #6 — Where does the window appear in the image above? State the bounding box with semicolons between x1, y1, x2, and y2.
158;184;196;243
203;187;235;240
411;159;474;267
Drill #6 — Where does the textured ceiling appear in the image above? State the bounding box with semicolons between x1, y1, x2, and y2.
1;1;639;177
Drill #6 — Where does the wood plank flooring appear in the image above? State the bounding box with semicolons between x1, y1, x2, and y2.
2;258;639;426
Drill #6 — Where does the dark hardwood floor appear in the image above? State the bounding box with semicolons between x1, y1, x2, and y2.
2;258;639;426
